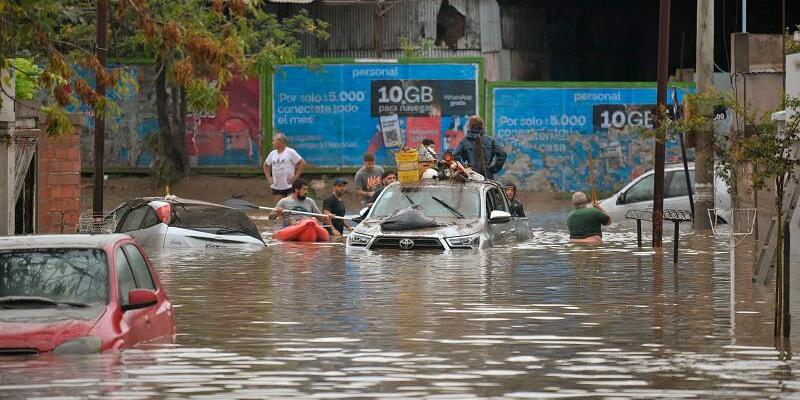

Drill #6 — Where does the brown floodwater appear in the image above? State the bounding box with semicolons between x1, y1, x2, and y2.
2;206;799;399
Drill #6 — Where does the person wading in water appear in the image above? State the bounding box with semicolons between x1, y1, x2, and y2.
567;191;611;244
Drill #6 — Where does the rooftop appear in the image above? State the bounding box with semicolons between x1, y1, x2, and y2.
0;234;132;250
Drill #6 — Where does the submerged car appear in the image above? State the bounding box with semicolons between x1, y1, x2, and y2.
107;197;265;248
348;179;530;250
598;163;732;224
0;234;174;355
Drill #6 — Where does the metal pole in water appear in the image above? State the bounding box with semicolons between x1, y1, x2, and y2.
637;220;642;247
783;220;791;336
673;221;679;263
730;230;736;342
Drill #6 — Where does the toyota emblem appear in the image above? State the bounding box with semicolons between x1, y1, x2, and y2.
398;238;415;250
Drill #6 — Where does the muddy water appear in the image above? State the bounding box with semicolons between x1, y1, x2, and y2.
2;208;799;399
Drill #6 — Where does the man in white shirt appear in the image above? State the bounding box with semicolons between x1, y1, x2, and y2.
263;133;305;203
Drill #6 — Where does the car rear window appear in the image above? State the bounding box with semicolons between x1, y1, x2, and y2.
169;203;262;241
0;249;109;304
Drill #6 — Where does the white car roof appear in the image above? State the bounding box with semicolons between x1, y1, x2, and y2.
0;234;132;250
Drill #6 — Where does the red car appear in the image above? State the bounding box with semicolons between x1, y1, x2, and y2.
0;234;175;355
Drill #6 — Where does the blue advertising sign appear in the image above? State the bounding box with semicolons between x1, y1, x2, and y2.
491;85;692;192
272;63;480;167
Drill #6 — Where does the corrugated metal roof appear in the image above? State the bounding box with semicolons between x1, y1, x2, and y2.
300;48;481;59
291;0;481;56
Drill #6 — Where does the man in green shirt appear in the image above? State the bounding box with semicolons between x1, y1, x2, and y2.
567;191;611;244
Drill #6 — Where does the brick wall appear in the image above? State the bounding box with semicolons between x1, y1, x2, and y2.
37;133;81;233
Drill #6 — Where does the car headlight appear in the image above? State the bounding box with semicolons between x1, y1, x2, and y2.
53;336;102;355
446;233;481;249
349;232;372;247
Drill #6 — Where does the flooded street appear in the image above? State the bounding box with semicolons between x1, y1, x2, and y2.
2;208;799;399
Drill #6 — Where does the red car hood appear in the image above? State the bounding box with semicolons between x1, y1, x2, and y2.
0;305;105;352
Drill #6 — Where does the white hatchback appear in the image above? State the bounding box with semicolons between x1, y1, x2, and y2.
107;197;265;248
598;164;732;224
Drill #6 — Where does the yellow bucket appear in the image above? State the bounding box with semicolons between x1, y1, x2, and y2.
395;149;420;183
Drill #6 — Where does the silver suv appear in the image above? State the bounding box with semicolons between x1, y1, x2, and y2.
347;179;530;250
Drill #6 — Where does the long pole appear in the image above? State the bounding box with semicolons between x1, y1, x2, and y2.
653;0;671;247
741;0;746;33
783;220;791;336
93;0;107;216
694;0;715;230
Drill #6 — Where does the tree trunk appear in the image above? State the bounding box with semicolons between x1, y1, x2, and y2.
155;60;186;176
178;88;189;174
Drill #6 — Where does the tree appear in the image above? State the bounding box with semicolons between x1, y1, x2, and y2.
1;0;327;183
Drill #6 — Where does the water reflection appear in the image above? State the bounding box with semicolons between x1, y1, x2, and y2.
0;209;796;398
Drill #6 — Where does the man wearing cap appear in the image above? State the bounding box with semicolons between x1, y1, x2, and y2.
323;178;351;236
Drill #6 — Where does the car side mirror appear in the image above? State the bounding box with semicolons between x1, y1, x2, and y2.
122;289;158;312
616;192;626;205
359;207;370;218
489;210;512;224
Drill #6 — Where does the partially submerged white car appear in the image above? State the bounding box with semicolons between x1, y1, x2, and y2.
348;180;530;250
107;197;265;248
598;164;732;224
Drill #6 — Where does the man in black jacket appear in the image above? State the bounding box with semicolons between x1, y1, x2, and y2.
504;181;525;217
453;115;507;179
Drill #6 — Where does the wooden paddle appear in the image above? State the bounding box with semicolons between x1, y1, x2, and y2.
586;145;597;204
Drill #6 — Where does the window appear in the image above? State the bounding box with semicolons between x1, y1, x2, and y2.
486;188;508;214
123;244;156;290
118;206;149;233
666;170;695;198
0;249;109;304
115;248;136;305
624;174;654;204
140;208;160;229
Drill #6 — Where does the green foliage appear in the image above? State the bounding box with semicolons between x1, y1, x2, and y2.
7;58;43;100
2;0;327;145
786;25;800;55
400;37;436;58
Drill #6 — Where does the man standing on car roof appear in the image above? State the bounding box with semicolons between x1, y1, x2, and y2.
270;179;329;227
566;191;611;245
504;182;525;217
453;116;507;180
323;178;351;236
264;133;305;204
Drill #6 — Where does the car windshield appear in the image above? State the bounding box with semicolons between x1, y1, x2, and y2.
170;203;262;241
371;185;481;219
0;249;108;305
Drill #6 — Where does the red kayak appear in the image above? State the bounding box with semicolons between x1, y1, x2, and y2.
273;218;330;242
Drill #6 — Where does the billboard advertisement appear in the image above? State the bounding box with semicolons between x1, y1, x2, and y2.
272;62;480;167
186;76;261;167
491;84;692;192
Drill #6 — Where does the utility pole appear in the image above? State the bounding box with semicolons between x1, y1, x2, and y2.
694;0;715;230
93;0;107;216
653;0;671;247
